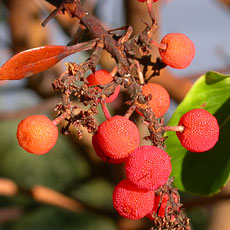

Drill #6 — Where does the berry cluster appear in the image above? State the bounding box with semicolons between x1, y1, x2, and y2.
93;113;172;220
11;23;218;228
15;69;220;223
0;0;223;228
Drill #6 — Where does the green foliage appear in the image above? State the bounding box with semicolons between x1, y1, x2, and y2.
72;178;114;211
3;206;116;230
166;71;230;195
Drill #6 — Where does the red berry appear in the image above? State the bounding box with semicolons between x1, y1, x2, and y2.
113;179;155;220
147;192;179;220
176;109;219;152
153;192;178;218
87;69;120;103
17;115;58;155
96;115;140;159
125;146;171;190
137;83;170;118
92;132;127;164
159;33;195;69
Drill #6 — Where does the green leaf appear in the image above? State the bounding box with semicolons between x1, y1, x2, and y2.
165;71;230;196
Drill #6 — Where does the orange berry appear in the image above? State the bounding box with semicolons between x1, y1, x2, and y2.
113;179;155;220
137;83;170;118
176;109;219;152
159;33;195;69
96;115;140;159
87;69;120;103
17;115;58;155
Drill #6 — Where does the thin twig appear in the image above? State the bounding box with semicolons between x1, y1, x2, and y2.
184;193;230;209
0;177;115;217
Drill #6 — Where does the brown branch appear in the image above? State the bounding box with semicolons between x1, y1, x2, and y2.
44;0;130;76
183;193;230;210
0;177;114;217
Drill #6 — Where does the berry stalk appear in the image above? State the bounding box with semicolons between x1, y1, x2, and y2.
52;112;70;126
100;99;112;120
160;125;185;133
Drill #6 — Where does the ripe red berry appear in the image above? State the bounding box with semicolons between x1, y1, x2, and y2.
176;109;219;152
87;69;120;103
137;83;170;118
113;179;155;220
96;115;140;159
147;192;179;220
125;145;171;190
159;33;195;69
17;115;58;155
153;192;179;218
92;132;127;164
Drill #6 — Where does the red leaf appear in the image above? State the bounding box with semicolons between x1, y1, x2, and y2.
0;45;72;80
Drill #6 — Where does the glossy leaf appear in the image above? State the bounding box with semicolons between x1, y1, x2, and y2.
165;72;230;195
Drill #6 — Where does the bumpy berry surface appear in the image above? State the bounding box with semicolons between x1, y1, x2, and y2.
87;69;120;103
96;115;140;159
125;145;172;190
159;33;195;69
113;179;155;220
176;109;219;152
92;133;127;164
17;115;58;155
137;83;170;118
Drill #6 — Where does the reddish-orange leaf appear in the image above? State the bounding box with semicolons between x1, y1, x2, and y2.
0;46;73;80
0;39;97;81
